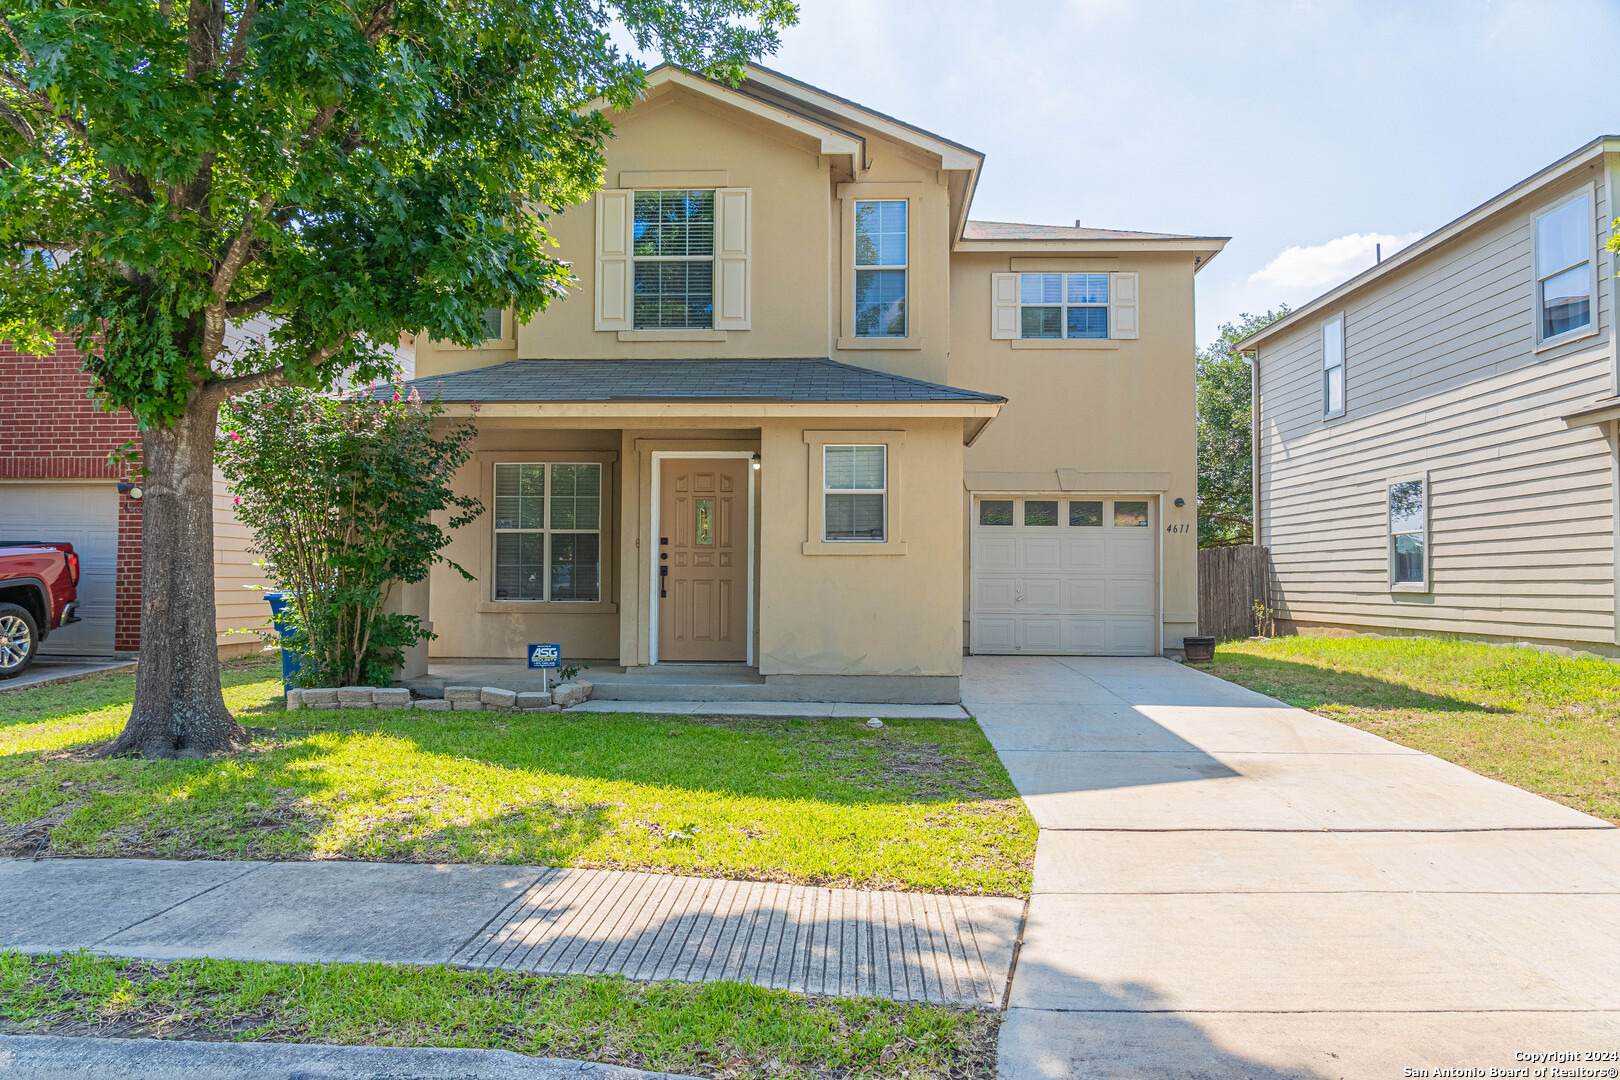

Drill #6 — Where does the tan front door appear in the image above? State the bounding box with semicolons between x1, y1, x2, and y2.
658;458;750;662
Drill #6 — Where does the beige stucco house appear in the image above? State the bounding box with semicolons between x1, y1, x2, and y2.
1239;137;1620;656
390;64;1225;703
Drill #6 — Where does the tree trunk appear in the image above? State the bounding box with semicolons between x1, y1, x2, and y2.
112;390;244;757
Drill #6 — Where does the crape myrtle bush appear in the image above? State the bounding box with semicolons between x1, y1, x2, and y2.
218;385;480;687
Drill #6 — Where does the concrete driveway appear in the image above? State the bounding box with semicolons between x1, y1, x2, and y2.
968;655;1620;1079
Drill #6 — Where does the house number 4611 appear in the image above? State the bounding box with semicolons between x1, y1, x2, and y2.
1165;523;1191;534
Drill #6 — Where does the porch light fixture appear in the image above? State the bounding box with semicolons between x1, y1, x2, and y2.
751;453;761;471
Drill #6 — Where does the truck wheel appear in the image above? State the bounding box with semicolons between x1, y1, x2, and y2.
0;602;39;679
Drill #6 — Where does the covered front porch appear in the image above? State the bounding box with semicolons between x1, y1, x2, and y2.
379;358;1003;706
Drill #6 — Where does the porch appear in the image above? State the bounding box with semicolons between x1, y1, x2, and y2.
376;358;1004;706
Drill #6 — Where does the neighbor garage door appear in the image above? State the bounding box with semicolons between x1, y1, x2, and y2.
971;495;1156;655
0;483;118;655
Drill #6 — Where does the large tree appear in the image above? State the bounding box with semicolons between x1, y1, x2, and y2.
0;0;794;757
1196;308;1288;550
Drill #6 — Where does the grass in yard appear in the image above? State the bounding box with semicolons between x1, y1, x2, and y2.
0;951;997;1079
0;661;1034;896
1207;635;1620;822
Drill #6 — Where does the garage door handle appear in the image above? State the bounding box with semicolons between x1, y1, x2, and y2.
1014;591;1024;602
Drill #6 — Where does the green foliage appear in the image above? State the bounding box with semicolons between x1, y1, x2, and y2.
0;0;798;424
1196;308;1288;549
216;387;480;687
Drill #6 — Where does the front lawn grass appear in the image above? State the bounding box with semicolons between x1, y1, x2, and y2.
1207;636;1620;823
0;660;1034;896
0;951;996;1079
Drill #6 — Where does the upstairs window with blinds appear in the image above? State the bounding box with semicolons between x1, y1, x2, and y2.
632;190;715;330
854;200;908;337
823;445;887;541
493;463;602;602
1535;192;1593;342
1019;273;1109;339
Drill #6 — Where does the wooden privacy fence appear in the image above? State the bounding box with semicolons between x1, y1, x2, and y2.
1198;544;1272;640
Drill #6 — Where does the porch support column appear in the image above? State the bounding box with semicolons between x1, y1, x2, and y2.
386;576;432;680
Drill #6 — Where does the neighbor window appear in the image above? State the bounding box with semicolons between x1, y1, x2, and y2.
493;463;602;601
1388;477;1426;587
854;200;907;337
823;445;887;541
632;189;715;329
1321;313;1345;418
1020;273;1109;339
1536;193;1593;341
480;307;505;340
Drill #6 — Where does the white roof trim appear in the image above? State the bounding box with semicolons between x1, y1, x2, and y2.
603;67;864;159
740;66;981;171
1239;136;1620;354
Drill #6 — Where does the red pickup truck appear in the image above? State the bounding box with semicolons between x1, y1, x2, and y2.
0;542;81;678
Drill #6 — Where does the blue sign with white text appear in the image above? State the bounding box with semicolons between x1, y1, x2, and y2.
528;643;561;670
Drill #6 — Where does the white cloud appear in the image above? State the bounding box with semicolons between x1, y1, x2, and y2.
1249;231;1423;293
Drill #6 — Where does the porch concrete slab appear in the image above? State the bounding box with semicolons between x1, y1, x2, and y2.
0;1035;698;1080
0;657;136;693
975;702;1422;755
98;861;546;966
996;1008;1620;1080
0;858;264;952
565;700;971;720
1008;891;1602;1012
1030;827;1620;895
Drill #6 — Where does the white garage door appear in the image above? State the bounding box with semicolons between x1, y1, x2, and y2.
0;483;119;655
971;495;1157;655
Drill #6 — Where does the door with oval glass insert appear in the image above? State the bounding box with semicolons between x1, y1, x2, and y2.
970;494;1156;655
658;458;749;661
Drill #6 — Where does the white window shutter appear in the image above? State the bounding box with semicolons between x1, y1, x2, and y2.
990;272;1019;339
595;189;632;331
1110;271;1139;339
713;187;751;330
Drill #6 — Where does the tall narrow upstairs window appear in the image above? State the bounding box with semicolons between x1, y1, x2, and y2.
1536;192;1593;342
1321;313;1345;418
854;200;907;337
632;190;715;329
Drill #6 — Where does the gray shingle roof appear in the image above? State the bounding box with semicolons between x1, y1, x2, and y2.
372;358;1004;405
963;220;1223;242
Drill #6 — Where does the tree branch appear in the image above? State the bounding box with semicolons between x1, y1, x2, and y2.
224;290;274;319
203;332;355;402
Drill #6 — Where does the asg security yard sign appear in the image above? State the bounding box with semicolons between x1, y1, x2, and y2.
528;643;561;691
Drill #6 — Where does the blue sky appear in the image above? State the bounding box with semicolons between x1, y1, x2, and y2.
749;0;1620;347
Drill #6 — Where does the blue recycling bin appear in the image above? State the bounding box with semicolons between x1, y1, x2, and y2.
263;591;305;688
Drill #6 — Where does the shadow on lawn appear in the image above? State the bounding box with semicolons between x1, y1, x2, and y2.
1210;654;1507;714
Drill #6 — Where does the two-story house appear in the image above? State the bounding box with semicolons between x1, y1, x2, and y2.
386;64;1226;704
1239;137;1620;657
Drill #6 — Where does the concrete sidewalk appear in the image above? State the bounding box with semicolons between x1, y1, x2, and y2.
971;655;1620;1079
0;858;1021;1007
0;1035;695;1080
0;657;135;693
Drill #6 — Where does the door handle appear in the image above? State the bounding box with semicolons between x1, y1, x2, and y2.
659;565;668;598
1014;591;1024;602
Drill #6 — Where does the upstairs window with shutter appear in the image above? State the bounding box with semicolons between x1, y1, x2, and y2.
594;187;751;333
632;190;715;329
991;271;1138;341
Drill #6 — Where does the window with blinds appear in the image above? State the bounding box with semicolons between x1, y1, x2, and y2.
493;463;602;602
632;190;715;330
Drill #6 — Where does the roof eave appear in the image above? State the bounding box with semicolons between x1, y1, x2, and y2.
954;237;1229;265
1237;135;1620;354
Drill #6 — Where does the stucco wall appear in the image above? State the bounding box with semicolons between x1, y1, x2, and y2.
948;250;1202;649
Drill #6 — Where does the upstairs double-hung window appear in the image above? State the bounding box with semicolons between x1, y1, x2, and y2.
1019;273;1109;339
632;190;715;330
854;200;908;337
1536;192;1594;342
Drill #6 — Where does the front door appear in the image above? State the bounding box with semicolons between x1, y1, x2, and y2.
658;458;749;662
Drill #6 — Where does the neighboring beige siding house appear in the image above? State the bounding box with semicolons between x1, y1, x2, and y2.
1240;137;1620;656
393;64;1225;702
